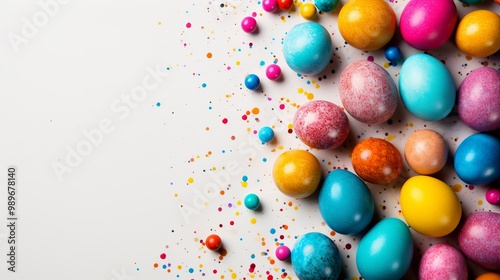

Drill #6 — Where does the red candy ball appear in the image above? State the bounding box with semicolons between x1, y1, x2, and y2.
205;234;222;251
293;100;350;149
278;0;293;10
351;138;403;184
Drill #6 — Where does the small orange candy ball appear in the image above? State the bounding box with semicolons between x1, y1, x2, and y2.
404;129;449;175
338;0;397;51
272;149;322;198
352;138;403;184
205;234;222;251
455;10;500;58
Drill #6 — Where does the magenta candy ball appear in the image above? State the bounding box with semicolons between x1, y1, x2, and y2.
266;64;282;80
458;212;500;270
419;244;468;280
241;16;257;33
262;0;278;12
400;0;457;50
339;60;398;124
293;100;350;149
275;245;291;261
458;67;500;132
486;188;500;205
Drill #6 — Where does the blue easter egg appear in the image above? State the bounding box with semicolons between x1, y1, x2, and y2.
399;53;456;121
454;133;500;185
314;0;340;12
318;169;374;235
283;22;333;75
291;232;342;280
356;218;414;280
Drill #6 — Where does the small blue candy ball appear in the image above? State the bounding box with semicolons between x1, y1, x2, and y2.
244;193;260;210
314;0;339;13
384;46;401;62
454;133;500;185
283;22;333;75
245;74;260;90
258;126;275;143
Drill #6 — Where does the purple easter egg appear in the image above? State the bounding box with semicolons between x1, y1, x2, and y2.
458;67;500;132
458;211;500;270
419;244;468;280
339;60;398;124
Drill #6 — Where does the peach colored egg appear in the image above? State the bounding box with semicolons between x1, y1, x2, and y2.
404;129;449;174
351;138;403;185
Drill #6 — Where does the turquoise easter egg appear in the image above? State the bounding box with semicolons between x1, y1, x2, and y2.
283;22;333;76
291;232;342;280
399;53;456;121
318;169;374;235
356;218;414;280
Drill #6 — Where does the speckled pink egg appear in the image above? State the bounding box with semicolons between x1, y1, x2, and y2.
458;67;500;132
339;60;398;124
419;244;468;280
458;212;500;270
293;100;350;149
400;0;458;50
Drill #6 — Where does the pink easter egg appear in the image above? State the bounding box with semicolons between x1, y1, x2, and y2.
293;100;350;149
339;60;398;124
458;67;500;132
400;0;458;50
419;244;468;280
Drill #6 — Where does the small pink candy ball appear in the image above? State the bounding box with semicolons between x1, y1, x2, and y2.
266;64;282;80
275;245;291;261
419;244;468;280
241;16;257;33
293;100;350;149
486;188;500;205
458;67;500;132
262;0;278;12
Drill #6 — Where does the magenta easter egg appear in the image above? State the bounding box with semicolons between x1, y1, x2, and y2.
419;244;468;280
339;60;398;124
293;100;350;149
458;67;500;132
400;0;458;50
458;212;500;270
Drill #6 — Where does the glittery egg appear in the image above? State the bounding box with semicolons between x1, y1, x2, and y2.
458;67;500;132
338;0;396;51
400;175;462;237
455;10;500;58
399;53;456;121
458;212;500;270
351;138;403;185
293;100;350;149
292;232;342;280
339;60;398;124
404;129;448;175
283;22;333;75
454;133;500;186
419;244;468;280
399;0;458;50
356;218;413;280
272;149;322;198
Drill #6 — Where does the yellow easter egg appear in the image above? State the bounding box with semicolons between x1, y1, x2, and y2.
338;0;397;51
455;10;500;58
400;175;462;237
272;149;322;198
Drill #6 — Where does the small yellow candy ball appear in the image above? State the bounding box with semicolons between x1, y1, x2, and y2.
272;149;322;198
338;0;396;51
300;3;317;20
455;10;500;58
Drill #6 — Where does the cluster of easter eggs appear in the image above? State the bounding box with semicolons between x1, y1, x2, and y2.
237;0;500;279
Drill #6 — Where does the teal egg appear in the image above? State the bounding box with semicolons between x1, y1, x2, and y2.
283;22;333;76
318;169;374;235
356;218;414;280
399;53;456;121
291;232;342;280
